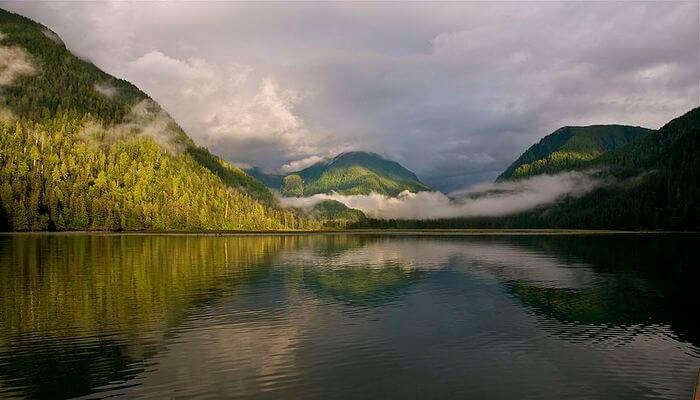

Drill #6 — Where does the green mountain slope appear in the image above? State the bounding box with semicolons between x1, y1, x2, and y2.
250;151;431;197
511;107;700;229
497;125;653;181
309;200;365;227
0;9;316;231
358;107;699;230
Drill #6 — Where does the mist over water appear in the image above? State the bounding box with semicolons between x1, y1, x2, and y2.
280;170;602;219
0;233;698;399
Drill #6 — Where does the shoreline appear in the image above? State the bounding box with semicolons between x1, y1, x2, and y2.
0;229;697;237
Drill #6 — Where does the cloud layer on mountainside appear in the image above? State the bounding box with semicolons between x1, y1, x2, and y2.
4;2;697;189
280;170;602;219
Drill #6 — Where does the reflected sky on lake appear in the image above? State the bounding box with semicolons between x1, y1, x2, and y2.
0;234;698;399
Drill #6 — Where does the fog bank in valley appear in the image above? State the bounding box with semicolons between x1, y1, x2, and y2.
279;171;601;220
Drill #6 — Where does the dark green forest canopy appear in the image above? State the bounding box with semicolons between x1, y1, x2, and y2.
246;167;284;189
0;9;318;231
0;9;147;126
1;8;696;231
497;125;653;181
310;200;365;228
355;108;699;230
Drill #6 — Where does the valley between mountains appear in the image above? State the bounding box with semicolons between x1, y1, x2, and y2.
1;9;697;232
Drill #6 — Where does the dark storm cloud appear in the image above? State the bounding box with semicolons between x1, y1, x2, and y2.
2;1;697;191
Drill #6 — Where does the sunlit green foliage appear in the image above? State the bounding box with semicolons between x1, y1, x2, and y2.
252;152;431;196
281;174;303;197
301;152;431;196
309;200;365;228
0;9;319;231
0;117;319;231
498;125;652;180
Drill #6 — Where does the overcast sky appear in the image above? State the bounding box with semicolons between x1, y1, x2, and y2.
3;1;698;191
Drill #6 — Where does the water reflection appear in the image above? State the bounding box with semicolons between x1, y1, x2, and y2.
0;234;296;398
500;235;699;344
281;239;426;305
0;233;698;399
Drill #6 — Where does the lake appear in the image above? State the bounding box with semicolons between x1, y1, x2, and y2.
0;233;698;399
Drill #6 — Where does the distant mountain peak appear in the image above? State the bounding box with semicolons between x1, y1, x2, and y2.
248;150;431;197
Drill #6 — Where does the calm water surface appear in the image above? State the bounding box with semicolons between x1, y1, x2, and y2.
0;233;698;399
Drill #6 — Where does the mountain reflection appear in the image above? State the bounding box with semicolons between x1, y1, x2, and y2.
499;235;699;345
357;235;699;345
0;233;698;399
302;264;423;305
0;234;293;398
281;238;428;305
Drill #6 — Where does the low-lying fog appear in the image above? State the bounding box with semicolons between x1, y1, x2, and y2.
280;170;603;220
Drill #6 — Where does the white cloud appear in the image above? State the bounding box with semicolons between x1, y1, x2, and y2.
118;50;327;165
93;82;118;98
206;77;303;141
279;170;601;219
82;99;185;153
3;2;697;189
0;33;36;86
279;155;326;174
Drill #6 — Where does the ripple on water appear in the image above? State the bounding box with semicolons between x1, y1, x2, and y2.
0;234;698;400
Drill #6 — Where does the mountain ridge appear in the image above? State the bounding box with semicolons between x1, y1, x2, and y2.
0;8;317;231
497;124;653;181
356;107;698;230
248;151;431;197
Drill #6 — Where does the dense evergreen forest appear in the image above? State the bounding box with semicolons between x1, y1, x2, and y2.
1;9;696;232
308;200;366;228
0;9;318;231
497;125;652;181
251;151;431;197
355;108;699;231
0;117;318;231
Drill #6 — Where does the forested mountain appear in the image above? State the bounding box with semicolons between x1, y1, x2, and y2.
0;9;318;231
513;107;699;229
497;125;653;180
2;8;694;232
308;200;366;228
356;108;699;230
249;151;431;197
